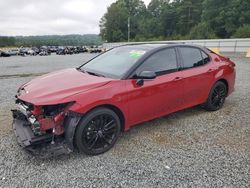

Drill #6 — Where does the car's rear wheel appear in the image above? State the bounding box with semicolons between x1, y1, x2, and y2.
203;81;227;111
75;107;121;155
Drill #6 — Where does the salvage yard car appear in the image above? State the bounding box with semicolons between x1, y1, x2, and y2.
7;49;19;56
0;50;11;57
12;43;235;157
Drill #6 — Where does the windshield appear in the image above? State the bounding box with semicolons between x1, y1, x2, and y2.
80;46;149;78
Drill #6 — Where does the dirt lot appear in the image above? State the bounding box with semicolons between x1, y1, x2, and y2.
0;53;249;187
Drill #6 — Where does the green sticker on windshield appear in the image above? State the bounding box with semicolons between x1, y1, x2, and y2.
129;50;146;58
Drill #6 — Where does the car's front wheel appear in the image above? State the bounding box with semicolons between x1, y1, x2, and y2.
203;81;227;111
75;107;121;155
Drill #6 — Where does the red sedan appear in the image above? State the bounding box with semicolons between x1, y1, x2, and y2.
12;44;235;157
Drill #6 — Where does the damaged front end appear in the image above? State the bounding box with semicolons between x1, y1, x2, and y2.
12;99;81;158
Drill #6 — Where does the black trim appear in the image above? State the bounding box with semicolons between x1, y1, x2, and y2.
155;68;179;77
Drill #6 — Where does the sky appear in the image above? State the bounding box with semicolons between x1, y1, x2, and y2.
0;0;151;36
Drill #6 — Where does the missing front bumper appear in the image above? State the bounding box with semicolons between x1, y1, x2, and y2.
12;109;73;158
13;118;51;147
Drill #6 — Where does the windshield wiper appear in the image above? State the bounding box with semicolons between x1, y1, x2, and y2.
86;71;106;77
77;68;88;74
77;68;106;77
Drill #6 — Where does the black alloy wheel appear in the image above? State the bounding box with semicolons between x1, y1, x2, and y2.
203;81;227;111
75;107;121;155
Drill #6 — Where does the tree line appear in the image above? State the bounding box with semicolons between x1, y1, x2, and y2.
100;0;250;42
0;34;102;47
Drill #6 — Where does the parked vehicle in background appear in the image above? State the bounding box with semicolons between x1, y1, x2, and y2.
71;46;78;54
0;50;11;57
88;46;102;53
40;46;51;54
82;46;88;53
31;47;40;55
39;50;50;56
75;46;88;53
66;46;74;55
1;45;103;58
12;43;236;157
7;49;19;56
56;46;88;55
48;46;58;53
27;49;36;56
56;46;65;55
18;48;29;56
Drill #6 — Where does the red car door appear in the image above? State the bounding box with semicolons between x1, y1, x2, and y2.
125;48;185;126
178;47;216;108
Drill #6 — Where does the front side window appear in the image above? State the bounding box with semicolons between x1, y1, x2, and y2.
179;47;204;68
136;48;178;75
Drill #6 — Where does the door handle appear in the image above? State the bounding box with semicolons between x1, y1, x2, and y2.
173;76;183;81
208;68;216;72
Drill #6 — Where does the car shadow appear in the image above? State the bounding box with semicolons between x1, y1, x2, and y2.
25;103;228;162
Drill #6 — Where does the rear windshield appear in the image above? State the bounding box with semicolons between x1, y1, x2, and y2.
81;46;149;78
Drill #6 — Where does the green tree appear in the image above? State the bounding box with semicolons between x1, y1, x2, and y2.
100;1;128;42
233;24;250;38
100;0;146;42
100;0;250;42
174;0;203;35
201;0;250;38
0;36;15;47
189;22;217;39
145;0;169;37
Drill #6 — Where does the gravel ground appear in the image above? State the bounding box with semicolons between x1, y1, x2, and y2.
0;53;249;187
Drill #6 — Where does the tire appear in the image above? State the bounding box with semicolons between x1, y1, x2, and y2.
75;107;121;155
203;81;227;111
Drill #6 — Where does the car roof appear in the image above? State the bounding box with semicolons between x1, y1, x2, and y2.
117;43;206;51
118;43;170;50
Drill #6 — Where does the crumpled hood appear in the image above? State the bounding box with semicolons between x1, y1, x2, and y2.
18;68;112;105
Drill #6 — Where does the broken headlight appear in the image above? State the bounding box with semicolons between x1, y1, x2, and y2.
43;102;74;116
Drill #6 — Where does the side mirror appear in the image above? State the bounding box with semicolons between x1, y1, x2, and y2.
136;71;156;80
135;71;156;86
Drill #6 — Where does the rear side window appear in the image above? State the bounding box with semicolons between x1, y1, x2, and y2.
201;51;210;64
136;48;178;75
179;47;204;68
